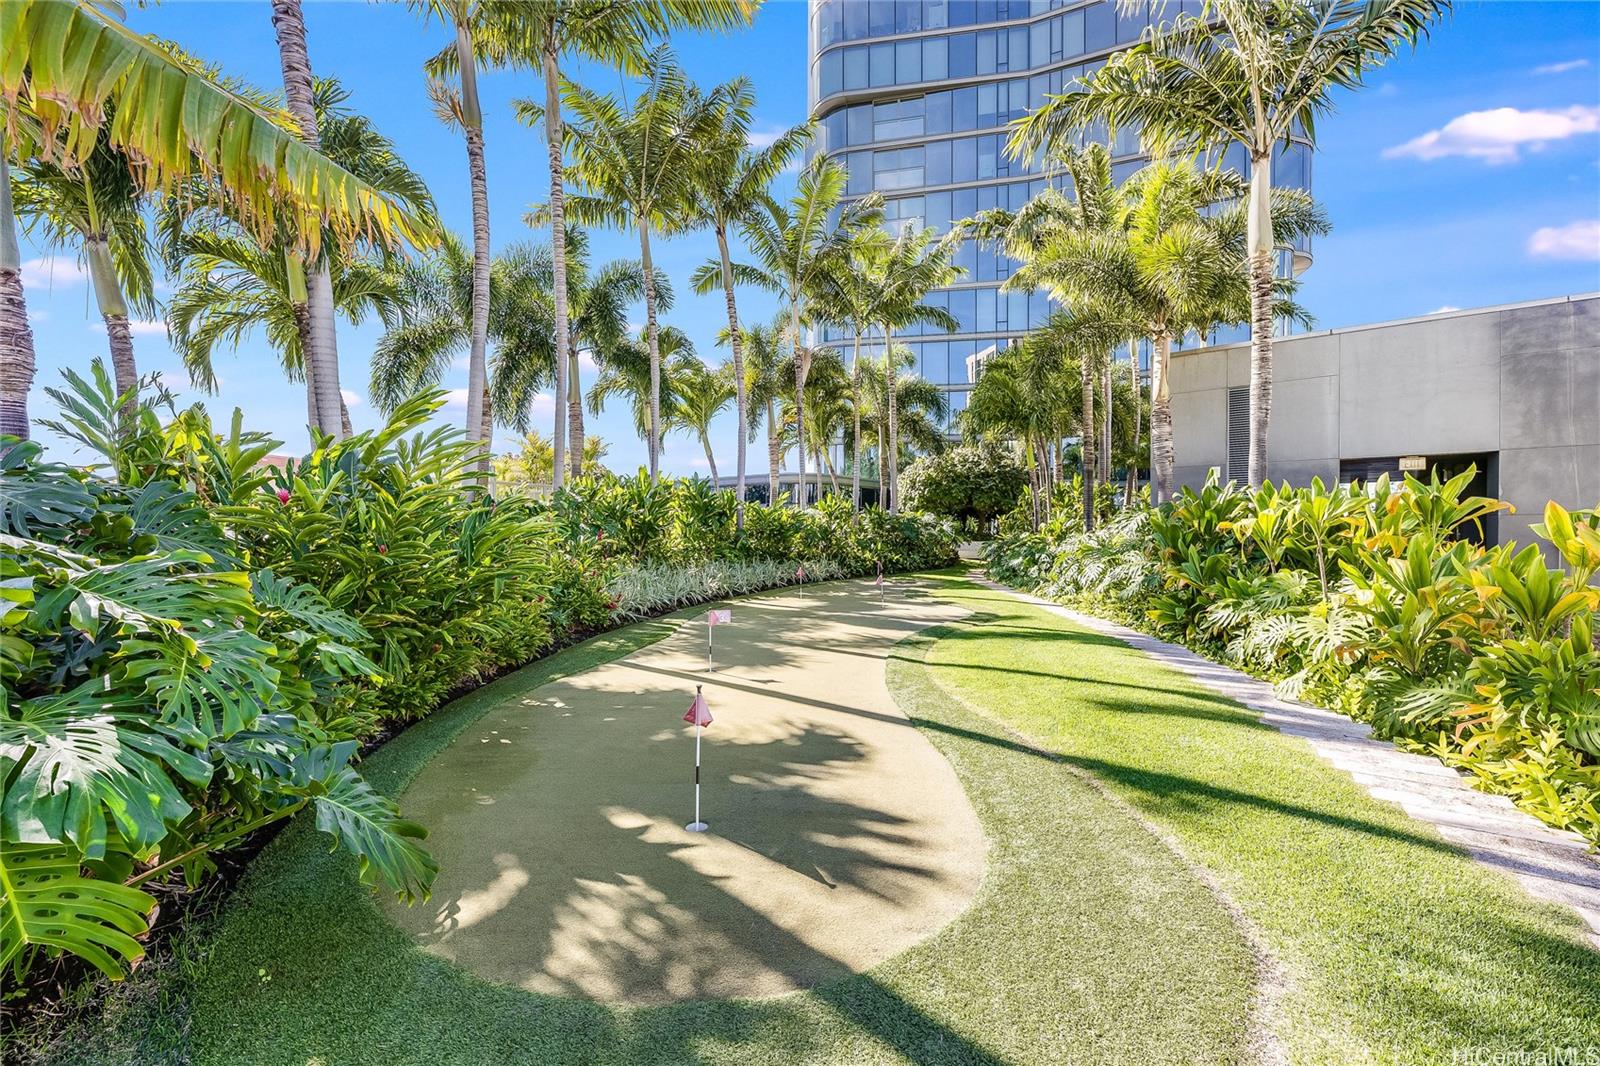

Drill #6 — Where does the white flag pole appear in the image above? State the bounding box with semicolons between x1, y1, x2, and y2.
707;615;713;673
687;684;708;832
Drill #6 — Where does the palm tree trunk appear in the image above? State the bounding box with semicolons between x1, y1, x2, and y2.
1101;360;1113;485
568;343;585;479
1151;331;1175;504
700;432;718;481
850;331;862;510
789;298;805;506
1080;351;1096;532
1126;339;1142;507
270;0;344;439
1246;153;1275;488
876;421;886;508
766;396;781;505
883;327;899;513
458;22;492;478
543;42;569;490
639;222;663;484
715;227;747;525
0;155;35;440
85;235;136;418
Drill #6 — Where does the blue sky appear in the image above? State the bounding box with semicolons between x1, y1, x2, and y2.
18;0;1600;473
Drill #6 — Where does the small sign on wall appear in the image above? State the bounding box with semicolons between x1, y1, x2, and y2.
1398;455;1428;472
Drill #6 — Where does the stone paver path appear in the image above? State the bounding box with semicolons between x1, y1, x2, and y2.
982;579;1600;950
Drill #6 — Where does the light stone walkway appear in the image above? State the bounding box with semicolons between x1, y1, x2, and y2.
384;579;986;1004
981;578;1600;951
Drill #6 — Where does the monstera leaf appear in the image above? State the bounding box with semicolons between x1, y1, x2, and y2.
0;843;156;980
1;684;209;855
0;440;95;536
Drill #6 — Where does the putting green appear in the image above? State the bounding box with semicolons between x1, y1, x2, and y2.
382;578;986;1004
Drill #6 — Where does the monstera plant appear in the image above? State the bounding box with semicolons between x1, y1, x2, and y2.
1;365;436;982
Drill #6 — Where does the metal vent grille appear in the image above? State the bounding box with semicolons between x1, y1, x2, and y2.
1226;386;1250;483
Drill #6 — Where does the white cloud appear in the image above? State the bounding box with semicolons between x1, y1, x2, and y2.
1382;105;1600;164
27;309;48;325
21;257;87;290
340;388;363;408
443;387;471;408
448;387;554;418
1533;58;1590;76
1429;305;1460;314
1526;218;1600;261
746;125;787;149
88;318;168;337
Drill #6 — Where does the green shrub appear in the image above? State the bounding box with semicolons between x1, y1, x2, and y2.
1;369;436;985
987;468;1600;845
899;441;1027;527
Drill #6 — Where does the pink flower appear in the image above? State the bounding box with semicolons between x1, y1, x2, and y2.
378;544;388;555
276;489;291;504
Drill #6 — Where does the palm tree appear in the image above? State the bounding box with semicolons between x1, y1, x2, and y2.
270;0;351;439
1013;0;1444;486
809;226;890;510
670;359;735;480
683;78;808;522
0;1;433;440
456;0;755;487
589;325;698;450
161;79;434;433
962;337;1074;528
166;227;399;419
13;124;156;412
705;159;882;504
411;0;494;467
369;236;560;446
740;317;791;505
530;56;728;483
860;347;950;498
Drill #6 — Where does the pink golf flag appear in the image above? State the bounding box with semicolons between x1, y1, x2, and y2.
707;608;731;626
874;571;884;586
795;564;806;581
683;691;714;727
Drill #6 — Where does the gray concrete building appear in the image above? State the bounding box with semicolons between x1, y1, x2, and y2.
1167;294;1600;546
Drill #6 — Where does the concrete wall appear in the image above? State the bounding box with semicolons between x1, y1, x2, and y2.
1168;294;1600;545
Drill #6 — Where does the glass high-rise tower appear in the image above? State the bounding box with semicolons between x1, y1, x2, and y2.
806;0;1314;435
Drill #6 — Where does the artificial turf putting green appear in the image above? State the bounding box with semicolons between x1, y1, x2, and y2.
42;577;1256;1065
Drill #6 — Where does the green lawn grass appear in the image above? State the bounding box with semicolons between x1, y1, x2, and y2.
913;575;1600;1064
20;579;1256;1066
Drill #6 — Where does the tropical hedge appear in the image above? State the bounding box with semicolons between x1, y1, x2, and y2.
987;471;1600;847
1;365;956;993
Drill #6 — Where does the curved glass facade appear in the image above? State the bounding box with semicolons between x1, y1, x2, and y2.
806;0;1313;434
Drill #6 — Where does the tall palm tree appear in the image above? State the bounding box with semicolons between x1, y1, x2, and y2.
523;232;652;480
530;56;728;483
708;158;882;503
683;79;808;522
1013;0;1444;486
13;123;155;412
270;0;350;439
411;0;494;467
795;348;851;502
739;317;790;505
809;226;890;510
0;1;432;440
671;358;735;480
866;228;961;512
161;79;434;434
457;0;755;487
